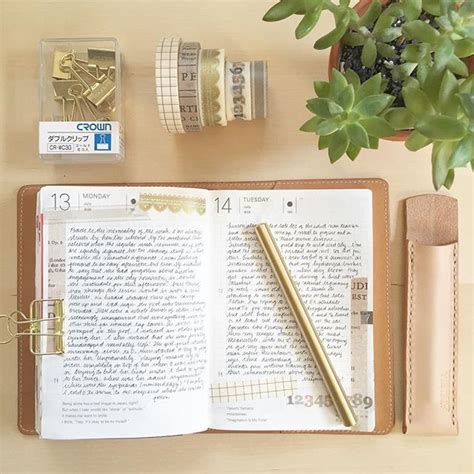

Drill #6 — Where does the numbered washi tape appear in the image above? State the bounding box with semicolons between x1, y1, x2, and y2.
156;37;268;134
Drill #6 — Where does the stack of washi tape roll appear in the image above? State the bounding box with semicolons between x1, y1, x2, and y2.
156;37;268;134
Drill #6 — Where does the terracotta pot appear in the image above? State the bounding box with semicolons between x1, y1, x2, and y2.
328;0;409;141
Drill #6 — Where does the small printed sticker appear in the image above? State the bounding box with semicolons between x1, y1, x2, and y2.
39;121;121;155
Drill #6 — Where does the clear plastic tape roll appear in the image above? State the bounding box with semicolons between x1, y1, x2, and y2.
225;61;268;121
178;42;202;132
199;49;227;127
155;37;184;134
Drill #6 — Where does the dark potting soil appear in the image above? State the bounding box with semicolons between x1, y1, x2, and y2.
340;43;405;106
339;12;434;107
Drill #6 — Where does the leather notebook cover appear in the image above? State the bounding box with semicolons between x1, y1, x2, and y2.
16;179;393;435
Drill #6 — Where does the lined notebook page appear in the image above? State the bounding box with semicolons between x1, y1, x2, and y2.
36;187;211;439
208;189;375;431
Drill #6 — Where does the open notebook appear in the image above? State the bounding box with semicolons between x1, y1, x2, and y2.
16;180;393;438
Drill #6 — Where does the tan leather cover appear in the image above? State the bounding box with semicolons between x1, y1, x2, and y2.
404;195;458;435
17;179;393;436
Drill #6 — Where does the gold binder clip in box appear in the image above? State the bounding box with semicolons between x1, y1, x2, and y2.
0;298;64;356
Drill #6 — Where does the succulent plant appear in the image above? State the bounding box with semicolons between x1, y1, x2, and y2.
386;69;474;189
264;0;474;189
342;1;405;67
301;69;396;161
394;0;474;81
263;0;416;66
263;0;355;47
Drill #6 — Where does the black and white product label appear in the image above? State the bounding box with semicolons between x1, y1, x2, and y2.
225;62;252;121
178;42;202;132
39;121;122;155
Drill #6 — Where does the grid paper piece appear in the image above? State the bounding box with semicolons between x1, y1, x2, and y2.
209;377;297;403
155;38;185;134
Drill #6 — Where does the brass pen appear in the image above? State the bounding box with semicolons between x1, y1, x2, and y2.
255;223;357;428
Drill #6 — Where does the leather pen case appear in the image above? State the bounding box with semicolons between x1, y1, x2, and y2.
404;195;458;435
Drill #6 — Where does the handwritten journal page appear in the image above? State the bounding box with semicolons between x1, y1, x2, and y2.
35;185;375;438
208;189;375;431
36;187;212;439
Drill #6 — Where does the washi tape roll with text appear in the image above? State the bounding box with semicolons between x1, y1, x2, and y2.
156;37;268;134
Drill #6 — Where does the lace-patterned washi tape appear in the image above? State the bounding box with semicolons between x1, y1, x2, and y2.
200;49;227;128
156;37;268;134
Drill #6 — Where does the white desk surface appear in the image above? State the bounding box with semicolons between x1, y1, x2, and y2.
0;1;472;473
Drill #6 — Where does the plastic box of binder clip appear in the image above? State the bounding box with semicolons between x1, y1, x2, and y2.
39;38;124;163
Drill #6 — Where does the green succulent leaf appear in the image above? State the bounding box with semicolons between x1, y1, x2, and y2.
416;60;431;84
328;129;350;162
355;73;384;102
306;98;343;118
345;69;361;88
432;141;454;190
376;42;396;58
422;68;444;100
315;119;340;135
416;115;467;140
383;2;404;18
368;135;379;149
454;38;474;58
384;107;416;129
346;143;361;160
295;4;323;39
460;75;474;94
459;0;474;15
404;0;422;22
373;7;397;33
314;80;330;97
392;62;417;81
361;37;378;67
438;70;459;116
402;86;436;117
375;27;402;42
329;69;348;98
443;169;455;189
403;20;440;43
346;122;370;148
447;56;469;77
438;0;451;16
405;130;432;151
336;84;355;109
314;13;350;49
449;134;474;168
353;94;395;116
402;43;429;63
434;37;455;70
343;32;365;47
359;0;382;27
318;134;331;150
263;0;302;21
422;0;441;16
359;116;396;138
300;116;323;132
457;93;474;119
455;24;474;40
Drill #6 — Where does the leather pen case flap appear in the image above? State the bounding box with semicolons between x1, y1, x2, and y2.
404;195;458;435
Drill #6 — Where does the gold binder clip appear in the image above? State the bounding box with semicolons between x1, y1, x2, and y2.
0;299;64;356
